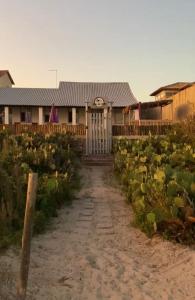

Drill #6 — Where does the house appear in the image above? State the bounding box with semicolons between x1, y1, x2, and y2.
0;70;15;88
0;78;138;125
150;82;191;101
150;82;195;120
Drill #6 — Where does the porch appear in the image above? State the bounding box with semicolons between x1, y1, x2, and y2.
0;120;173;136
0;106;85;125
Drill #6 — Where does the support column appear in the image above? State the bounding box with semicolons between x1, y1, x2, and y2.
72;107;77;125
38;107;44;125
85;103;88;155
171;102;174;121
104;108;107;130
123;111;125;125
135;109;139;120
108;103;112;153
104;108;108;153
4;106;9;124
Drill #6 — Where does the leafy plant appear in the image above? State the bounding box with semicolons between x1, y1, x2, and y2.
0;132;80;249
114;126;195;244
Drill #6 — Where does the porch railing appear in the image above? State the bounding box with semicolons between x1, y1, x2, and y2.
112;120;173;136
0;124;86;136
0;120;173;136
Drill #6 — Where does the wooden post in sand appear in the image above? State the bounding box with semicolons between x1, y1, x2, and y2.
17;173;38;300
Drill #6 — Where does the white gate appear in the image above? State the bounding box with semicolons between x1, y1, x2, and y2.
85;98;112;155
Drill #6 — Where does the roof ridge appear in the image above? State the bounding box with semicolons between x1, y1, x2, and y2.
59;81;129;84
6;87;57;90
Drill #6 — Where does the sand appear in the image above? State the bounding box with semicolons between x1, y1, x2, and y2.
0;165;195;300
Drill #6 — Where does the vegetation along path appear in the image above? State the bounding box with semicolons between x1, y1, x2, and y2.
1;166;195;300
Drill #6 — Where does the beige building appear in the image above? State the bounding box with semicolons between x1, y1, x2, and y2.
0;70;14;88
150;82;195;121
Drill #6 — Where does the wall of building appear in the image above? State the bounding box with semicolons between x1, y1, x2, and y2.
155;89;178;101
155;91;167;100
11;107;39;123
162;85;195;121
141;107;161;120
77;108;85;124
5;106;127;125
58;107;67;123
12;107;20;123
0;74;12;88
112;108;124;124
10;107;87;124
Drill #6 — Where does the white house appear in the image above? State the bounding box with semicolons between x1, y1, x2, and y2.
0;78;138;125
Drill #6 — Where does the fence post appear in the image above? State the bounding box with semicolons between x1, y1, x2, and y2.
17;173;38;300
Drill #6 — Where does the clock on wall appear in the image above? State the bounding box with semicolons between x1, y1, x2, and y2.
94;97;105;107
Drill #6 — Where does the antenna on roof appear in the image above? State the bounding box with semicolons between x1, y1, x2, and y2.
48;69;58;88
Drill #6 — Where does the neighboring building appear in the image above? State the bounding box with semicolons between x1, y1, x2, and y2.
0;81;137;125
0;70;15;88
150;82;191;101
150;82;195;121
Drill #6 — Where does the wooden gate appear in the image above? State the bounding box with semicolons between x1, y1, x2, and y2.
85;98;112;155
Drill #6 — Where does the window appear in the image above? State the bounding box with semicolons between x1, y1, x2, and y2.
20;108;32;123
44;114;49;123
68;110;72;123
20;112;26;122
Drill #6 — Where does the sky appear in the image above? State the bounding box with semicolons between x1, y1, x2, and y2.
1;0;195;101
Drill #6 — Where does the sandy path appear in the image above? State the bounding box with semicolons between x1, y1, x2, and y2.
1;165;195;300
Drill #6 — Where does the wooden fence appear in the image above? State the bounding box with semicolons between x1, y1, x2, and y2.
112;120;173;136
0;121;173;137
0;124;86;136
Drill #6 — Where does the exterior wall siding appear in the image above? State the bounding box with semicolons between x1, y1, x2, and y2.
77;108;85;124
162;85;195;121
0;74;12;87
3;106;127;125
58;107;67;123
12;107;20;123
112;108;124;124
141;107;161;120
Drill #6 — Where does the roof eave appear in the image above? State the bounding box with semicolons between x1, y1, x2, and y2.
150;87;179;96
129;99;173;110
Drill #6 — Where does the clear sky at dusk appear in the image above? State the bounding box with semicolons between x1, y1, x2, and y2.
1;0;195;101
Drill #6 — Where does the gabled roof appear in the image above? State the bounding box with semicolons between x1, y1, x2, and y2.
58;82;137;106
0;70;15;85
0;81;137;107
150;82;193;96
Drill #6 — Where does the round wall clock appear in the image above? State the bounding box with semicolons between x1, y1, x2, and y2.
94;97;105;107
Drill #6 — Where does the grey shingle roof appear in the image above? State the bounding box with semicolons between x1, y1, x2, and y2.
0;81;137;107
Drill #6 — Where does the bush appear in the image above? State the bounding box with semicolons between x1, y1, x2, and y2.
114;129;195;244
0;132;79;249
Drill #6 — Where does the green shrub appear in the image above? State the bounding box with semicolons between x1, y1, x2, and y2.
0;132;79;249
114;130;195;244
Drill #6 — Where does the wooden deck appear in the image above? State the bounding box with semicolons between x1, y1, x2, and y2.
0;120;173;136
